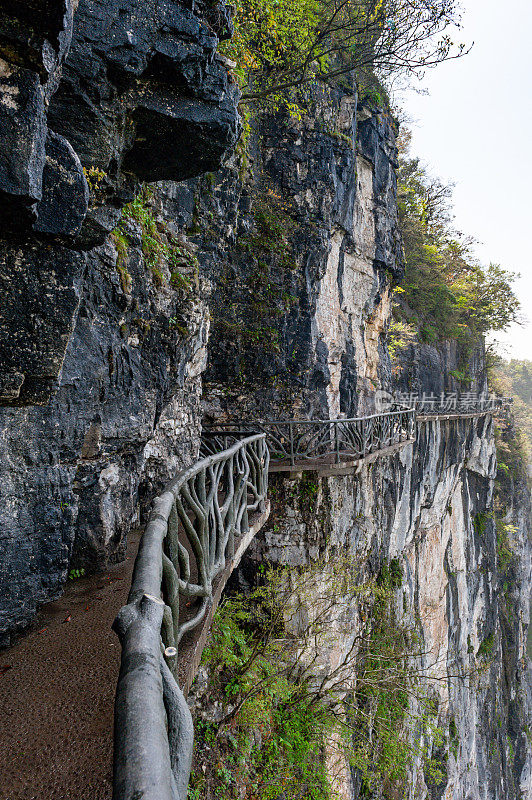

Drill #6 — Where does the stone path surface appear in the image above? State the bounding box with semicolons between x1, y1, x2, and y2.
0;533;140;800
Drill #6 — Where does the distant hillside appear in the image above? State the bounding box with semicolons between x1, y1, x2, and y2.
491;357;532;455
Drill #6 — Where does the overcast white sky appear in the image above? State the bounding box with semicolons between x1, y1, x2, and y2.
400;0;532;361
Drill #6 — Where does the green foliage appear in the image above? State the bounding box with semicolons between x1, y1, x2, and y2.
449;368;471;384
192;560;452;800
495;519;518;572
395;135;521;348
110;228;133;294
83;165;107;199
387;317;416;363
239;193;298;271
350;591;411;795
116;186;195;289
111;230;129;265
491;414;528;577
219;0;466;108
448;718;459;759
490;356;532;460
219;0;321;110
477;633;495;659
298;474;319;512
68;568;85;581
210;189;299;370
191;587;330;799
472;511;491;537
377;558;404;590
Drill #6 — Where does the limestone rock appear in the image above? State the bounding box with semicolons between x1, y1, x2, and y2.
0;60;47;229
0;239;85;405
34;131;89;237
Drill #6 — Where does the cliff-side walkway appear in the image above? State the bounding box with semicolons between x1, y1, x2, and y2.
0;400;509;800
0;533;140;800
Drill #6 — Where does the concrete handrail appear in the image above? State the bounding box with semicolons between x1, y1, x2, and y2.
112;434;269;800
204;410;416;466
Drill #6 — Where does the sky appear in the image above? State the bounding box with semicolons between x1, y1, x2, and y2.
399;0;532;361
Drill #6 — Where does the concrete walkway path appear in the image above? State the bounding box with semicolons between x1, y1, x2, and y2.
0;534;140;800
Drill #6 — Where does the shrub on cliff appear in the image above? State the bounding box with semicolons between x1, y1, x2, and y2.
189;559;457;799
490;357;532;454
220;0;468;108
395;135;521;346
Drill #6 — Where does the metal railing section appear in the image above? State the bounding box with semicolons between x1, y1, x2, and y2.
112;434;269;800
204;409;416;467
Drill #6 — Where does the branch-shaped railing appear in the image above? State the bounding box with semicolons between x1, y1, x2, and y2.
112;397;508;800
204;409;416;467
112;434;269;800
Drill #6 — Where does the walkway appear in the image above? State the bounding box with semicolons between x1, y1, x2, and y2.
0;533;140;800
0;501;269;800
204;401;509;477
203;409;416;477
0;436;270;800
0;400;509;800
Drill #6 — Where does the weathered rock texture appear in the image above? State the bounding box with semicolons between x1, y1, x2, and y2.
236;412;531;799
0;0;238;407
188;83;531;798
0;4;530;799
198;92;403;426
0;0;237;639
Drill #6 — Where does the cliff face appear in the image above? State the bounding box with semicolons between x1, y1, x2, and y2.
235;416;531;799
200;94;403;421
0;4;530;798
0;0;238;640
189;87;532;798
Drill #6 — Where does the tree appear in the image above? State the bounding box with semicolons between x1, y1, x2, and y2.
395;139;521;345
220;0;469;106
189;556;481;799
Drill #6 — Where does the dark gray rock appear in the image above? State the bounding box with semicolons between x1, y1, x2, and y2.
199;91;403;421
0;0;76;228
0;238;85;405
34;131;89;237
0;1;75;82
123;91;239;182
0;193;207;640
48;0;240;192
0;0;240;410
0;62;46;229
357;104;404;279
394;337;488;396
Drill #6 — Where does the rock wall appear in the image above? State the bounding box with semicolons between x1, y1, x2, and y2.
0;4;530;799
237;412;532;799
0;0;238;406
0;0;237;643
188;76;530;798
199;91;403;425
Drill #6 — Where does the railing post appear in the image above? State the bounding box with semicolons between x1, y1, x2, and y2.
289;421;295;466
335;422;340;463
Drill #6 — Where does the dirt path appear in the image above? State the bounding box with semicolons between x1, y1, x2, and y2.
0;533;140;800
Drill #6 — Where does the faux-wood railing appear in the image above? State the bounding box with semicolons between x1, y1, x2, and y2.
203;409;416;467
112;434;269;800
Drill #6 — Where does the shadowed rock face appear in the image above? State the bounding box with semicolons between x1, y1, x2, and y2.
0;0;239;407
0;0;239;638
0;239;86;405
0;0;76;230
0;0;238;237
49;0;238;189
